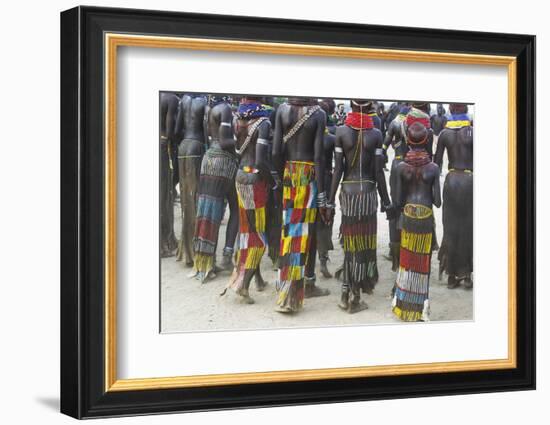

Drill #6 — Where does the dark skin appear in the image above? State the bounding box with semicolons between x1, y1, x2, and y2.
207;101;239;255
207;102;235;151
376;102;386;137
174;94;207;266
392;125;440;321
160;92;179;141
272;100;327;218
236;119;272;175
328;102;391;311
262;98;284;269
321;131;336;219
367;102;383;132
161;92;181;189
272;98;329;297
434;114;473;288
383;117;409;159
316;100;336;277
382;107;412;268
410;104;434;159
384;102;400;131
431;104;448;136
394;124;441;211
329;108;391;214
320;98;337;135
159;92;180;256
318;100;336;176
322;128;335;174
434;126;473;171
233;109;274;297
175;95;207;151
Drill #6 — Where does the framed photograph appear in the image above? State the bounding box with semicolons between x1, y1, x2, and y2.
60;5;535;419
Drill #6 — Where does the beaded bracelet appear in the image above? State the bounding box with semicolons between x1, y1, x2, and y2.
317;191;327;208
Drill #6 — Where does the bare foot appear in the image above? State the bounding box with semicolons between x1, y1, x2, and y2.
305;285;330;298
240;295;255;304
255;279;267;292
447;275;460;289
236;288;255;304
319;262;332;278
196;270;216;284
160;249;175;258
334;266;344;282
219;255;234;272
348;301;368;314
338;292;349;311
274;306;294;314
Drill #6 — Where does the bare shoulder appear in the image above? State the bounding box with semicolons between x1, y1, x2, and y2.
458;126;473;140
390;119;401;130
168;93;179;107
277;103;290;114
368;127;382;139
210;104;221;118
387;120;400;136
258;119;271;132
259;118;271;127
195;96;207;107
181;94;191;107
314;107;326;122
396;160;409;173
335;125;350;137
212;102;230;117
438;128;453;142
425;162;440;175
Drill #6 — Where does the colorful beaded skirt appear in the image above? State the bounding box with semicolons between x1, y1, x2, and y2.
393;203;434;321
275;161;317;311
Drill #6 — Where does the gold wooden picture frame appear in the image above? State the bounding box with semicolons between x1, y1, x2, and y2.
104;33;517;392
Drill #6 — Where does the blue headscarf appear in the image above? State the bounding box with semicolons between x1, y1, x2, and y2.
236;102;273;119
399;105;411;116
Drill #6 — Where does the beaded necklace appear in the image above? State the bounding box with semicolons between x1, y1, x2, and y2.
345;102;374;191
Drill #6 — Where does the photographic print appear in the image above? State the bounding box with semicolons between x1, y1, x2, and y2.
61;7;535;417
159;93;474;333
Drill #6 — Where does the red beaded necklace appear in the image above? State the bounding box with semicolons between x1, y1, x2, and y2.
405;149;431;167
345;112;374;130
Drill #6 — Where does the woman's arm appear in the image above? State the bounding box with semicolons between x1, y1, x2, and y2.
328;127;345;206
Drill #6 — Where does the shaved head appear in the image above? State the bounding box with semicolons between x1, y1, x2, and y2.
407;122;428;144
449;103;468;114
319;98;336;115
411;102;430;114
350;99;372;112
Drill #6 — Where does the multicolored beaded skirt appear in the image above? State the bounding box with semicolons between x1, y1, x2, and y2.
339;184;379;295
275;161;317;311
393;203;434;322
193;147;237;276
226;167;268;293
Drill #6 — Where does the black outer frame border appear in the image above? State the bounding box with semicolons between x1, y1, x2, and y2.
60;5;536;419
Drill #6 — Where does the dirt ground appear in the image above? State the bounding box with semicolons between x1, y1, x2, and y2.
160;146;473;333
